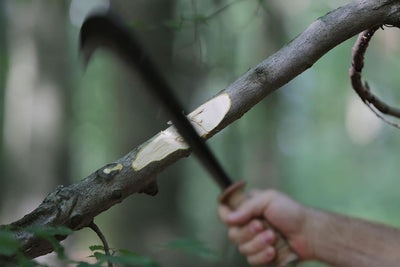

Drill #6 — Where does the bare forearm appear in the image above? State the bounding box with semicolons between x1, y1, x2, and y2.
306;208;400;266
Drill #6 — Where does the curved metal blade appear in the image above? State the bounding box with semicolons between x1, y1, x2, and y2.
80;12;232;189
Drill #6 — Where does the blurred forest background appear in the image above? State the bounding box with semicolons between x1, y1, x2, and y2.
1;0;400;266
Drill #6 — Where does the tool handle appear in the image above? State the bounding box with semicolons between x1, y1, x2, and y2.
219;181;298;267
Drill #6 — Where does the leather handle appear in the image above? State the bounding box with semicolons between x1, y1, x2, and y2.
219;181;298;267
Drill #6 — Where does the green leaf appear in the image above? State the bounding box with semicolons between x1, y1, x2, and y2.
92;251;105;261
46;236;66;260
26;225;72;237
118;249;140;256
89;245;105;252
0;229;20;256
16;253;44;267
25;226;70;260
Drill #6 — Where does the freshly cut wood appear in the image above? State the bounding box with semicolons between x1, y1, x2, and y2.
132;93;231;170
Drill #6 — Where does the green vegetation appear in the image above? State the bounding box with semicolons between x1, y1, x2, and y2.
1;1;400;267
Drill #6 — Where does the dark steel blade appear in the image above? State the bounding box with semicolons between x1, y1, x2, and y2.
80;13;232;189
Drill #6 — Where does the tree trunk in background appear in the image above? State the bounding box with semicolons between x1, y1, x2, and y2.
33;1;71;189
105;1;193;266
1;0;71;223
252;0;288;189
0;1;8;213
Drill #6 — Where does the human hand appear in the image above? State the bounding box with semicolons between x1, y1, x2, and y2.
218;190;313;265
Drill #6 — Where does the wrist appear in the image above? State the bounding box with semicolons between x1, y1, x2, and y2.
298;207;341;262
288;206;319;261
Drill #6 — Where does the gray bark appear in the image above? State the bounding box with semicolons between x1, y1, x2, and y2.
2;0;400;260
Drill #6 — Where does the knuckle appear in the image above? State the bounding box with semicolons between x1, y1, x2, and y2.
248;219;263;233
257;229;275;246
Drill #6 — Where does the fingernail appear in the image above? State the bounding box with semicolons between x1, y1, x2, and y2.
251;222;263;233
263;231;274;244
266;246;275;259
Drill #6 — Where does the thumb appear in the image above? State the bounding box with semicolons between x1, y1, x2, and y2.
226;193;270;225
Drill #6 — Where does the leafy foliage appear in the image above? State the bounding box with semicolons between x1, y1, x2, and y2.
0;227;222;266
88;245;161;267
25;226;73;260
0;229;20;256
89;245;106;252
0;228;44;267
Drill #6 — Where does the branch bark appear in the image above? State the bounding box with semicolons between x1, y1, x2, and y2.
2;0;400;260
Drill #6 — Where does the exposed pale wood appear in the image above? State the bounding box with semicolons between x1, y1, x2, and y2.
2;0;400;260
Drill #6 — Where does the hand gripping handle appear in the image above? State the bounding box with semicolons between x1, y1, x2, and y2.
219;181;298;266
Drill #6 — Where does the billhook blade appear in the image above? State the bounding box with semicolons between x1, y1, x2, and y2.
80;12;232;189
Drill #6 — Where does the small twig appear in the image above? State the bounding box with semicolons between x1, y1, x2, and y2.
89;221;113;267
366;102;400;129
349;25;400;129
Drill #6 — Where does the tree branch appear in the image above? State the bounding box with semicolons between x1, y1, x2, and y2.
349;26;400;128
2;0;400;260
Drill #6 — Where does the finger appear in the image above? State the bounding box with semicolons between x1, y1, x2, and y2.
217;205;233;224
226;191;275;225
247;246;276;266
238;229;276;255
228;219;264;244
